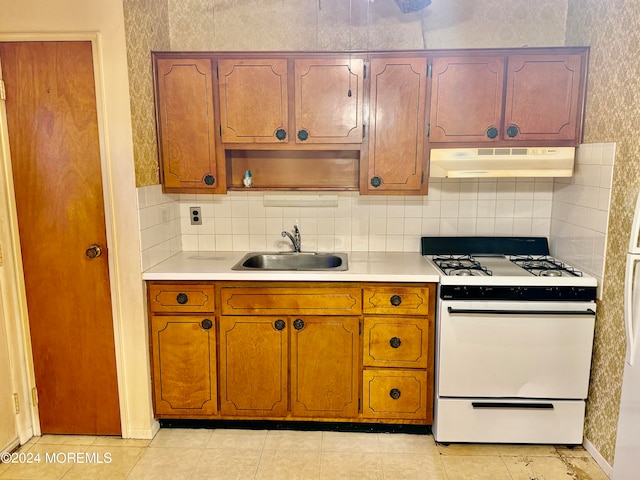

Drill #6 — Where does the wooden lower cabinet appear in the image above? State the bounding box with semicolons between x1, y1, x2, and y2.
218;316;288;416
363;369;428;420
148;281;435;425
150;315;217;416
290;316;359;418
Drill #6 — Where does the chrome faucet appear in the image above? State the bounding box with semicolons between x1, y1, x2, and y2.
281;224;301;252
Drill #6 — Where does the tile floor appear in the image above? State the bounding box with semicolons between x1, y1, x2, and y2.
0;428;609;480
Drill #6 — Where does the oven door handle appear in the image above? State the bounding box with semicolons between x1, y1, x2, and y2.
447;307;596;316
472;402;554;410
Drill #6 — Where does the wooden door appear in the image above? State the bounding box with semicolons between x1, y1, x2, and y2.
154;56;222;193
0;41;121;434
219;316;288;417
365;57;428;194
504;54;584;143
429;56;505;143
218;59;289;143
294;58;363;144
290;316;359;418
151;316;217;416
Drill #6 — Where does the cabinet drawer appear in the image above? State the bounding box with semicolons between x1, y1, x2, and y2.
363;287;432;316
363;317;429;369
148;284;215;313
363;369;428;420
220;287;361;315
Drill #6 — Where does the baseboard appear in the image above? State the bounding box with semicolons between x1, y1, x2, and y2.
124;420;160;440
583;437;612;478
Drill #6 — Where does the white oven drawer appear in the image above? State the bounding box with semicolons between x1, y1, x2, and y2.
434;398;586;444
437;301;596;399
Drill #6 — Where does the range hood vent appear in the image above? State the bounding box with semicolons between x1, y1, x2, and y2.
429;147;575;178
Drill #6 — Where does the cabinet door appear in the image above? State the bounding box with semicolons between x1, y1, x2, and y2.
218;59;289;143
429;56;505;143
290;316;359;418
504;54;584;143
151;315;217;416
155;57;221;192
294;58;363;144
219;316;288;417
365;57;427;194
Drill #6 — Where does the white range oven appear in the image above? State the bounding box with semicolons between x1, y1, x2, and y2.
421;237;597;444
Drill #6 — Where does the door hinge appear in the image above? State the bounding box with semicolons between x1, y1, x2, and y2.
362;124;366;139
219;124;222;137
0;80;6;101
427;63;432;78
358;398;361;412
421;171;424;184
13;393;19;414
364;64;367;80
216;66;219;80
31;387;38;406
427;123;430;137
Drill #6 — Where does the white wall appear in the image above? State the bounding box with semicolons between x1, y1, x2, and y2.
0;0;156;439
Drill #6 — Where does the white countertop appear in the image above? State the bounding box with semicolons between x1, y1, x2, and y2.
142;251;441;282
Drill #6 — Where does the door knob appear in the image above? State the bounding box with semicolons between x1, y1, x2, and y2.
85;244;103;259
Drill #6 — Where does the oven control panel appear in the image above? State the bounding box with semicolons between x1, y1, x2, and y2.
440;285;597;301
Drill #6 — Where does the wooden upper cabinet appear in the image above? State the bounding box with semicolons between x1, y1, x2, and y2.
429;50;587;145
504;54;584;143
218;59;289;143
429;55;505;143
364;57;428;194
294;58;363;144
218;57;364;145
154;57;222;192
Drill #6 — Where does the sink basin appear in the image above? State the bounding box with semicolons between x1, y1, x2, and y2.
232;252;348;271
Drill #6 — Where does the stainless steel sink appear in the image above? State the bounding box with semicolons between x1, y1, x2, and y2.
231;252;348;271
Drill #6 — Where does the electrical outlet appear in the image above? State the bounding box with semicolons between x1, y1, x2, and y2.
190;206;202;225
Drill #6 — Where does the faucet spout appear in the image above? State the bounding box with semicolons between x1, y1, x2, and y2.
281;225;301;252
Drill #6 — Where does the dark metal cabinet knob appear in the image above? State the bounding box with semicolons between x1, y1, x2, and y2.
201;319;213;330
274;319;286;331
389;337;402;348
390;295;402;306
389;388;402;400
203;174;215;186
176;293;188;304
370;176;382;188
297;129;309;141
506;125;519;137
275;128;287;141
486;126;499;139
293;318;305;330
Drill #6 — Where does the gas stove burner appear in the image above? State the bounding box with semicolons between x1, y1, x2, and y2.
541;270;562;277
508;255;583;277
523;261;546;269
453;269;472;276
441;260;464;269
432;254;492;276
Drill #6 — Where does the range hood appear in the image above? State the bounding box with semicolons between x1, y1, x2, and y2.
429;147;575;178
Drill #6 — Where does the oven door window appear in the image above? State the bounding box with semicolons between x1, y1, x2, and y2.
437;301;596;399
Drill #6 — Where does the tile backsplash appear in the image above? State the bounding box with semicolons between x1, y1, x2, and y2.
138;143;615;289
